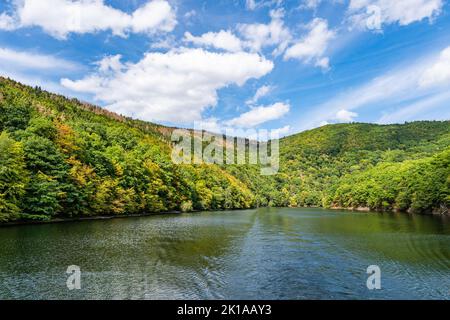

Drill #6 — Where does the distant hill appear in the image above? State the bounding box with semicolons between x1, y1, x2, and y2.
0;76;448;223
282;121;450;155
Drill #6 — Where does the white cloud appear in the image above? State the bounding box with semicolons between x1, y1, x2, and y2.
0;47;80;96
295;46;450;131
315;57;330;69
297;68;420;130
244;0;284;11
97;55;123;73
378;91;450;124
0;47;78;71
0;0;176;39
335;109;358;122
191;120;290;138
301;0;322;10
271;125;291;137
184;10;196;19
184;30;243;52
246;85;274;105
0;13;15;30
246;0;257;10
0;70;68;97
348;0;443;30
130;0;176;33
195;118;224;134
238;9;291;55
61;48;273;124
420;46;450;88
150;35;178;49
284;18;335;69
226;102;290;127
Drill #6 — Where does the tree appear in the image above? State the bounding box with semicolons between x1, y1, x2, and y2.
0;102;31;132
27;117;58;141
0;132;28;222
21;135;69;217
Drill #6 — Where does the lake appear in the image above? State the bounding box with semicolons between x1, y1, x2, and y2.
0;208;449;300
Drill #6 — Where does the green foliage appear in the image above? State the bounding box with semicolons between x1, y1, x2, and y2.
0;132;28;222
23;172;62;216
0;102;31;132
180;200;193;212
255;121;450;214
0;76;449;223
27;117;58;141
17;213;51;221
330;149;450;213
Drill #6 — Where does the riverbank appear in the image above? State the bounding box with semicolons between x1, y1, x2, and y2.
0;211;185;227
330;205;449;216
1;205;448;227
0;207;259;227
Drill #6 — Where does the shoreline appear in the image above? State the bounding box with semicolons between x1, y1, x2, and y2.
1;206;448;227
0;211;186;228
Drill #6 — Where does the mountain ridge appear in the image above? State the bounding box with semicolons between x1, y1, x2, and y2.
0;76;449;223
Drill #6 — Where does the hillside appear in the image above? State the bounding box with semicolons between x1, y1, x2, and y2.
0;77;449;223
227;121;450;212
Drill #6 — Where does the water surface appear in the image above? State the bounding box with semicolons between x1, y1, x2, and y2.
0;208;449;299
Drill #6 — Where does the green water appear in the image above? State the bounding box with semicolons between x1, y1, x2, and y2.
0;208;449;299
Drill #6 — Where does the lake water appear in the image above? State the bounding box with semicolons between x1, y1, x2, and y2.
0;208;449;300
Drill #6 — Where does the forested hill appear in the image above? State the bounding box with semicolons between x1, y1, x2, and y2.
0;76;449;223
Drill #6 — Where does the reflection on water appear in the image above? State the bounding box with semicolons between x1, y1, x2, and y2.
0;208;449;299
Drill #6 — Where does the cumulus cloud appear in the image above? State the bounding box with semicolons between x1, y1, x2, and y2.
238;9;291;55
0;0;176;39
284;18;335;70
246;85;274;105
420;46;450;88
61;48;273;124
226;102;290;127
183;30;243;52
96;54;124;73
183;9;295;55
335;109;358;122
348;0;443;30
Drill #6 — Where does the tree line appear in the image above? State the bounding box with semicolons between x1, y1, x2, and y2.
0;77;448;223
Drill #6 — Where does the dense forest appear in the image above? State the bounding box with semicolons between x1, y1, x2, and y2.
0;76;449;223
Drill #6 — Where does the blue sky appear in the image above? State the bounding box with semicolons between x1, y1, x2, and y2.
1;0;450;136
